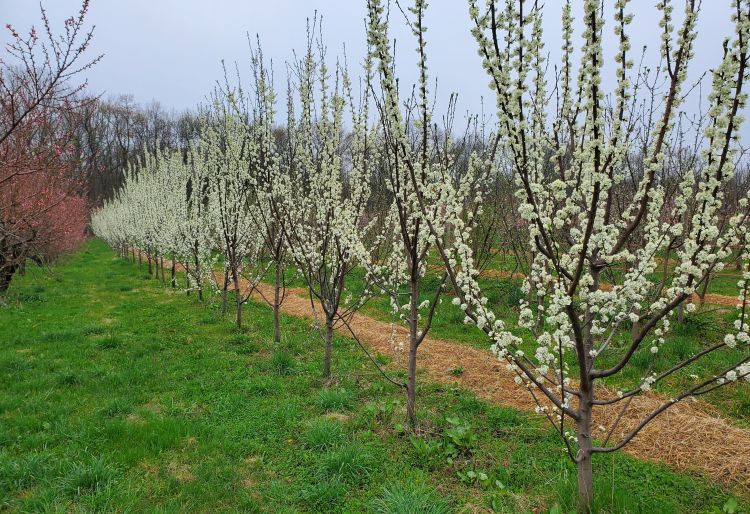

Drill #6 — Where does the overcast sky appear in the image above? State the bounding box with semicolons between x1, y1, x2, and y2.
2;0;745;140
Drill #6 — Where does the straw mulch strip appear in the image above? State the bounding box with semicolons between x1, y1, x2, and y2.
692;293;739;307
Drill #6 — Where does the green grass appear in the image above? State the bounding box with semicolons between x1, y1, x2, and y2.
0;240;746;512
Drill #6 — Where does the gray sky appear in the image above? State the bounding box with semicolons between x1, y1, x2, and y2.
2;0;745;140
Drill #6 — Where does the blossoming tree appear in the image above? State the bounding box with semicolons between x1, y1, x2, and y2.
1;0;99;291
200;101;264;328
397;0;750;510
280;32;385;378
225;45;291;342
366;0;494;426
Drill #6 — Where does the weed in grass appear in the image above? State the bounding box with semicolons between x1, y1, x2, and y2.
318;388;356;411
319;441;375;483
246;376;277;396
0;428;11;447
496;281;523;308
371;480;452;514
228;334;252;345
0;356;31;373
96;335;122;350
456;394;485;416
235;343;261;355
228;334;261;354
409;436;443;470
57;371;81;387
269;350;294;375
41;329;79;342
199;313;220;325
375;352;390;366
443;416;478;461
302;418;346;450
8;285;48;303
0;451;52;492
487;406;525;429
26;292;49;303
61;457;115;496
138;418;190;454
81;324;107;336
299;478;346;510
99;399;132;418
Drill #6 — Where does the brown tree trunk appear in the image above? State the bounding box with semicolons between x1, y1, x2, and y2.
185;263;191;296
171;257;176;288
160;256;165;284
193;249;203;302
222;268;230;315
406;277;419;428
699;275;710;306
0;265;17;293
577;388;594;513
323;313;334;378
273;263;281;343
576;272;598;513
233;266;242;328
147;255;152;276
630;305;640;340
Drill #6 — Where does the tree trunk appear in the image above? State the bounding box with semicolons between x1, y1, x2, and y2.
576;390;594;513
138;249;142;265
185;263;191;296
677;301;685;324
699;276;710;306
323;314;334;378
160;256;165;284
193;251;203;302
406;277;419;428
273;263;281;343
233;266;242;329
406;338;418;428
147;255;152;276
171;257;176;288
630;305;640;340
222;268;230;315
0;266;17;293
